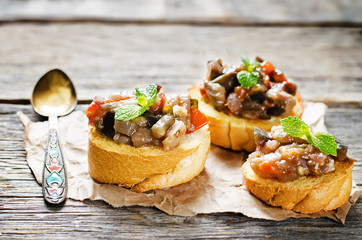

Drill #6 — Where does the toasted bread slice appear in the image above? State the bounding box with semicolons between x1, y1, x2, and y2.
88;126;210;192
242;159;354;214
189;83;303;152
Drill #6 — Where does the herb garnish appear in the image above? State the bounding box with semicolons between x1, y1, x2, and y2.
115;84;158;121
237;57;260;88
281;116;337;156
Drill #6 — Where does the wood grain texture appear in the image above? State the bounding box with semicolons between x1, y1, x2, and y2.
0;24;361;104
0;0;361;26
1;198;361;239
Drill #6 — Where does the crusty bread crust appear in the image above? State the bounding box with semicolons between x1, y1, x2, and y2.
88;126;210;192
189;83;303;152
242;159;354;214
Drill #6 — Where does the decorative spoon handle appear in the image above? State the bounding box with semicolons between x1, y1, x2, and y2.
42;121;67;204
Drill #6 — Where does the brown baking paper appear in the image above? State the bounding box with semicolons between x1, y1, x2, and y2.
18;102;361;223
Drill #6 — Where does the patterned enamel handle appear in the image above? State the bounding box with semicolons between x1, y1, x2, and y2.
42;128;67;204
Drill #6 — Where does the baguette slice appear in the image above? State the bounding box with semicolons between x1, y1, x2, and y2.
242;159;354;214
88;125;210;192
189;83;303;152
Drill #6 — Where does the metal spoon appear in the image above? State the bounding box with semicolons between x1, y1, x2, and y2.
31;69;77;204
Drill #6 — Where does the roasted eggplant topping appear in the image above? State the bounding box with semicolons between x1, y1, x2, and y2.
211;72;238;94
101;112;115;138
335;137;348;161
206;59;223;80
204;81;226;111
201;57;298;120
86;84;209;151
254;127;271;146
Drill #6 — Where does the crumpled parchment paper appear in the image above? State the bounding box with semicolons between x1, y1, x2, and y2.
18;102;361;223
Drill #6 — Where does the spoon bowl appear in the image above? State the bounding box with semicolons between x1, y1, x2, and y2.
31;69;77;205
31;69;77;117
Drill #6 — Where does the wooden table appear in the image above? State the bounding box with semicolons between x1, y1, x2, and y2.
1;1;361;239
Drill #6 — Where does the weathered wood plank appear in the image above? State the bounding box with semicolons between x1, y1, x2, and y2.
0;0;361;26
0;197;361;239
325;108;362;160
0;24;361;104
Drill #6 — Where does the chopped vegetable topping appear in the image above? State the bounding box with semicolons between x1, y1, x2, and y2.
249;125;347;181
86;85;209;151
260;61;275;75
187;106;209;133
201;57;298;120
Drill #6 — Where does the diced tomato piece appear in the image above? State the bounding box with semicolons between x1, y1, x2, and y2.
186;106;209;133
150;93;166;114
259;161;279;175
86;95;133;125
260;61;275;75
284;82;297;95
271;69;287;82
86;100;107;125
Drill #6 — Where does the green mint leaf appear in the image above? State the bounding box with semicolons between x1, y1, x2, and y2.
237;70;259;88
137;95;148;108
135;88;146;99
115;105;147;121
135;84;158;107
135;88;149;107
241;57;260;72
311;132;337;156
238;57;261;88
281;117;337;156
281;116;310;141
241;57;251;68
249;61;260;71
114;84;158;122
145;84;158;106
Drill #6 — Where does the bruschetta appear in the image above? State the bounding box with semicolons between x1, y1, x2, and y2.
86;84;210;192
189;57;303;152
242;118;354;214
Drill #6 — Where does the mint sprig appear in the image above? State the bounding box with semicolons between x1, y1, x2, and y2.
237;71;259;88
115;105;146;121
237;57;260;88
280;116;310;141
115;84;158;121
242;57;260;72
281;116;337;156
311;132;338;157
